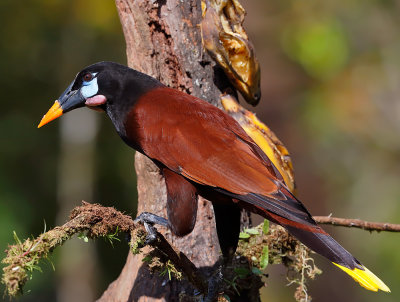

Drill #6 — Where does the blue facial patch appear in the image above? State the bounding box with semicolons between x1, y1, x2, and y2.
81;73;98;98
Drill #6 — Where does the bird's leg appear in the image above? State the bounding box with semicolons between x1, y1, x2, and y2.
134;212;169;244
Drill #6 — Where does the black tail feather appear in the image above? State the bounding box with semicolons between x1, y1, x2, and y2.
216;187;362;270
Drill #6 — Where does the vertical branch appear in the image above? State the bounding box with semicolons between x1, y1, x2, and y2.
98;1;235;301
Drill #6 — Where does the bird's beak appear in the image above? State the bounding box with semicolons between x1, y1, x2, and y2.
38;80;85;128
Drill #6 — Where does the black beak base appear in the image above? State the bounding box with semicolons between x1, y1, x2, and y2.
58;80;86;113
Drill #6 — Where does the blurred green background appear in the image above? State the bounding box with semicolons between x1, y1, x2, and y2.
0;0;399;301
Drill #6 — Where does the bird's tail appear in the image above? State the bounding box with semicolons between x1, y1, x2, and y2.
231;187;390;292
283;222;390;292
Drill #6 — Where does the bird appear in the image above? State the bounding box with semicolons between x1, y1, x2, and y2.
38;61;389;294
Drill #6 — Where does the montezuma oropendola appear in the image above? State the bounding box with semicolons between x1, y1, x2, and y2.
38;61;389;293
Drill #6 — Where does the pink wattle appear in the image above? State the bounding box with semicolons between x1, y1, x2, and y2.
85;95;107;106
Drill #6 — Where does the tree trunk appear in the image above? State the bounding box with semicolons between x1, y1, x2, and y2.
98;0;240;301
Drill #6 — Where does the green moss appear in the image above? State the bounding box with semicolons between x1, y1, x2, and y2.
237;223;322;302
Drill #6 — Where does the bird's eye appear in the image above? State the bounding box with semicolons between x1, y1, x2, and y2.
83;73;93;82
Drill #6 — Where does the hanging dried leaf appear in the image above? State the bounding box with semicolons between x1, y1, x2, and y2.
200;0;261;105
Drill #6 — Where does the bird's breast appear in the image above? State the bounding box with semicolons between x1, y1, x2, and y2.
122;87;185;154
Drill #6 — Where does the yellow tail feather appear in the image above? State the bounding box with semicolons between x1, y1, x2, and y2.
333;263;390;292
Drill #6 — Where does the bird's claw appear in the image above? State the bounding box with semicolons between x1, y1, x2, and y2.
143;222;158;244
134;212;169;245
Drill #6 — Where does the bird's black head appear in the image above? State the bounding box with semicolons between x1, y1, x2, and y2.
38;61;162;129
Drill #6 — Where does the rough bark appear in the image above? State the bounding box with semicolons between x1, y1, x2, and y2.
98;1;236;301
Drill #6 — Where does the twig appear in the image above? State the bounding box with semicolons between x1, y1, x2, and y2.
314;216;400;232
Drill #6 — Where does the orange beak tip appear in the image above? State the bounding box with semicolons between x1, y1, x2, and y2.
37;101;63;129
37;117;44;128
37;115;47;128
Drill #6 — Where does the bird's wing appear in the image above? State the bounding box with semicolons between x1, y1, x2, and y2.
130;87;312;225
133;88;276;187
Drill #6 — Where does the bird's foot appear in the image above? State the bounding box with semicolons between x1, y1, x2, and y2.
134;212;169;244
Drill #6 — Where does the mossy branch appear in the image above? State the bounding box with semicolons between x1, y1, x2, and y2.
1;202;135;297
0;202;313;301
1;202;211;298
4;201;394;301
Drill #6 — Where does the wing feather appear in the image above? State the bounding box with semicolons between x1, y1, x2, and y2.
131;87;280;197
